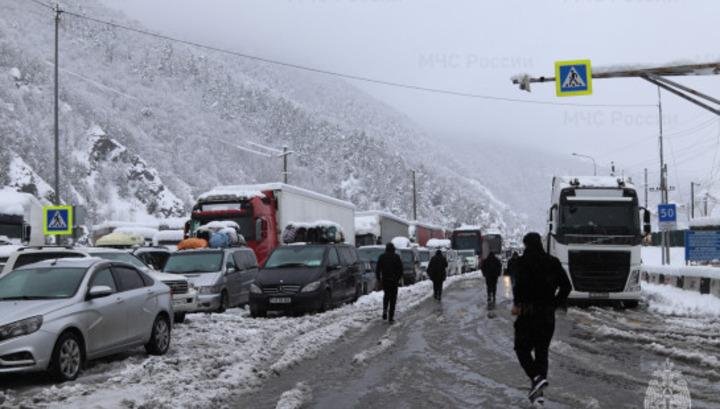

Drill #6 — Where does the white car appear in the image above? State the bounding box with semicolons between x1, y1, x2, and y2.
1;246;198;323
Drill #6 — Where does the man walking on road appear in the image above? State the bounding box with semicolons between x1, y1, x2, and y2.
375;242;404;324
427;249;448;300
512;232;571;406
480;252;502;307
506;251;520;289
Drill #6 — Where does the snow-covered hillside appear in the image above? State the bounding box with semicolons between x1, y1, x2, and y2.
0;0;524;231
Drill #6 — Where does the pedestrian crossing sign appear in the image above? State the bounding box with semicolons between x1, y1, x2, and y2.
555;60;592;96
43;205;73;235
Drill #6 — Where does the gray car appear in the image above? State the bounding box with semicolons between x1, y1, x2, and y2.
163;247;259;313
0;258;172;381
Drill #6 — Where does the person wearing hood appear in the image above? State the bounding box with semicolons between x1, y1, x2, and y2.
427;249;448;300
375;242;404;323
480;251;502;306
512;232;571;405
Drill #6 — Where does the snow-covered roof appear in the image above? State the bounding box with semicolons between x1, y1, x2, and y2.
198;183;355;209
355;210;409;225
455;224;482;232
484;228;503;236
114;226;159;239
554;176;636;189
287;220;342;230
391;236;411;249
0;188;39;216
426;238;451;249
95;232;144;247
355;215;380;236
409;220;444;230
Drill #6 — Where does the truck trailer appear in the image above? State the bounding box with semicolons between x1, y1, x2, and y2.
0;188;43;246
547;176;651;306
354;210;409;246
410;221;445;247
190;183;355;265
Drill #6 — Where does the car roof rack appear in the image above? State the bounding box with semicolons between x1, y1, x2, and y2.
18;245;76;252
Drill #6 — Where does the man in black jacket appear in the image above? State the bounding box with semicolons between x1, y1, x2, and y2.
427;250;448;300
480;252;502;307
512;232;571;405
506;251;520;289
375;242;404;323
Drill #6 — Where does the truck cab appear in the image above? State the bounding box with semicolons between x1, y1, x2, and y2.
547;176;651;306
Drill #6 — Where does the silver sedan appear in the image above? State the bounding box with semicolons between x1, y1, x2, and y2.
0;257;173;381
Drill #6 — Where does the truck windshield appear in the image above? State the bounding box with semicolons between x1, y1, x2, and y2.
0;267;87;300
358;248;384;263
483;235;503;254
559;202;638;236
0;216;23;241
452;232;480;251
398;250;414;267
164;252;223;273
264;246;326;268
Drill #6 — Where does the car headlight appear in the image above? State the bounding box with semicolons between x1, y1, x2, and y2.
301;280;323;293
198;285;222;294
250;283;262;294
0;316;43;342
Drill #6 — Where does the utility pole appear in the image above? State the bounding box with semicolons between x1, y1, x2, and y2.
53;3;62;205
657;87;671;265
705;193;709;216
281;145;289;184
644;168;648;209
691;182;700;219
411;170;417;221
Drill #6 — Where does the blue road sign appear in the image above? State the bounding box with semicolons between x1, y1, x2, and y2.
43;205;73;235
685;230;720;262
658;203;677;223
555;60;592;96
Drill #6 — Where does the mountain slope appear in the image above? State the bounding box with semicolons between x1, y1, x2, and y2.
0;0;523;232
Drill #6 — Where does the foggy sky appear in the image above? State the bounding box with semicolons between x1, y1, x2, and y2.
101;0;720;208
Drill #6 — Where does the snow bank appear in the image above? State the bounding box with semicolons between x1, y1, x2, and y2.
4;272;483;409
426;238;451;249
642;264;720;280
642;282;720;317
275;382;312;409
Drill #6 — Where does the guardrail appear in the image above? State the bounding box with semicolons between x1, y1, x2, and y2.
641;265;720;298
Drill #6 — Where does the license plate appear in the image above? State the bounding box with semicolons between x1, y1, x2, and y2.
589;292;610;299
269;297;292;304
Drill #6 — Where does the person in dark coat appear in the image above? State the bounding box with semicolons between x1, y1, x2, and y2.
427;250;448;300
375;242;404;323
480;252;502;305
512;232;572;405
506;251;520;288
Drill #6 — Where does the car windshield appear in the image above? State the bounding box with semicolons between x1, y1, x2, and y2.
418;251;430;262
459;250;475;257
0;267;87;300
453;232;480;251
559;202;638;236
164;252;224;273
398;250;414;266
93;252;148;269
358;248;384;263
264;246;326;268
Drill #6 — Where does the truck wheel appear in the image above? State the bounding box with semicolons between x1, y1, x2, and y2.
173;312;186;324
319;290;331;313
50;331;83;382
624;300;639;309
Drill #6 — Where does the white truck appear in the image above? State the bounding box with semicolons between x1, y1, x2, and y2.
354;210;410;246
547;176;651;307
0;187;44;246
190;183;356;265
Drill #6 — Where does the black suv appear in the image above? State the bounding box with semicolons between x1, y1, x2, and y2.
249;243;361;317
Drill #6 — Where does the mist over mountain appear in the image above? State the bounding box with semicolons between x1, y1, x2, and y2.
0;0;562;236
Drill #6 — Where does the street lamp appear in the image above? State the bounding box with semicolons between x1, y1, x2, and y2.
572;152;597;176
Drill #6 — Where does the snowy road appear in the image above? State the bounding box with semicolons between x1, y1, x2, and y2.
234;277;720;409
1;273;719;408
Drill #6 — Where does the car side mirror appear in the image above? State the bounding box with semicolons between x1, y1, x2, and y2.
226;264;236;273
548;204;557;232
643;209;652;235
88;285;113;300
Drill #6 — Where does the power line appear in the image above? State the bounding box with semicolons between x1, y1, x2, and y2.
50;7;658;109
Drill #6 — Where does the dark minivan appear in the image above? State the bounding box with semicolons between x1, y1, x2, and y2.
249;243;361;317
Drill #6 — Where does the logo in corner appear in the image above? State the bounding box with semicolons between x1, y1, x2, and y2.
644;359;691;409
